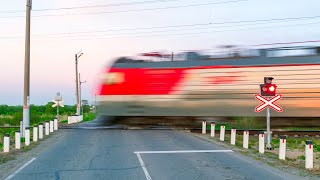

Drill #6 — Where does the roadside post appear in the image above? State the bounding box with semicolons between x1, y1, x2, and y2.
25;127;30;146
243;130;249;149
210;122;215;137
230;128;236;145
279;135;286;160
54;119;58;131
49;120;54;133
255;77;282;150
33;126;38;142
39;123;43;139
220;124;225;141
259;132;265;154
305;140;313;169
15;131;21;149
45;122;49;136
202;121;206;134
3;134;10;152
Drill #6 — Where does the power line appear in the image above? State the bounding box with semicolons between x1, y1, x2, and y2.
1;14;320;39
35;18;320;38
0;0;247;18
1;20;313;40
65;21;320;41
253;40;320;47
33;0;184;12
0;0;183;14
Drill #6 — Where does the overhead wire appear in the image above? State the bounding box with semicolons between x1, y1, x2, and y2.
65;21;320;41
0;0;184;14
1;14;320;39
0;0;247;18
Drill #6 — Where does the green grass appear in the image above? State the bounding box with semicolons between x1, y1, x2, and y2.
60;120;68;124
83;112;96;122
206;123;232;130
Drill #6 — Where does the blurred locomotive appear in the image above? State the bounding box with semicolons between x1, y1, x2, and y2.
96;46;320;120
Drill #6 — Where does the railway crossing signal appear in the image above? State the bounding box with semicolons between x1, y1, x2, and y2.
52;92;64;119
255;77;283;150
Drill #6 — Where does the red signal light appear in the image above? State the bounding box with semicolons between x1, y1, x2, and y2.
268;85;275;92
260;84;277;96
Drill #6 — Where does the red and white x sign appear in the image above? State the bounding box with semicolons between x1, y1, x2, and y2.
255;94;283;112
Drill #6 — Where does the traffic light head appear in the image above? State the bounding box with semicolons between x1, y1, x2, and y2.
260;84;277;96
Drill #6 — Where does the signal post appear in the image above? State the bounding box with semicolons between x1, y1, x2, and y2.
255;77;283;150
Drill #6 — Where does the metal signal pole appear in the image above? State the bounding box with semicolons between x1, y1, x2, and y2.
266;105;272;149
22;0;32;137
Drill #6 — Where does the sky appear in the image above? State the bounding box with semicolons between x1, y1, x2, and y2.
0;0;319;105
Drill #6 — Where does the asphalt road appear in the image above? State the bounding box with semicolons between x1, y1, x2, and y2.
4;123;303;180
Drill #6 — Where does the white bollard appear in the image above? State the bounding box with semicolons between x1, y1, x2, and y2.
68;116;71;124
210;122;215;137
3;134;10;153
33;127;38;142
25;127;30;146
279;135;286;160
50;121;54;133
54;119;58;131
15;131;21;149
202;121;206;134
45;122;50;136
220;125;225;141
39;123;43;139
305;140;313;169
259;132;265;154
243;130;249;149
230;128;236;145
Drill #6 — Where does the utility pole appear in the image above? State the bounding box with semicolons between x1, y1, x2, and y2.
94;93;97;113
79;73;86;115
75;51;83;115
22;0;32;137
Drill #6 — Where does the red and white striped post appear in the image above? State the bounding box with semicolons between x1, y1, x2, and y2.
230;128;236;145
202;121;206;134
279;135;286;160
220;125;225;141
305;140;313;169
210;122;215;137
243;130;249;149
259;131;265;154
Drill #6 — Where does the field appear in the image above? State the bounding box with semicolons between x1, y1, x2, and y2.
0;104;96;152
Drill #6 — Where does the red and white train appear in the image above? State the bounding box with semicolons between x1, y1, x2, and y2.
97;47;320;117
